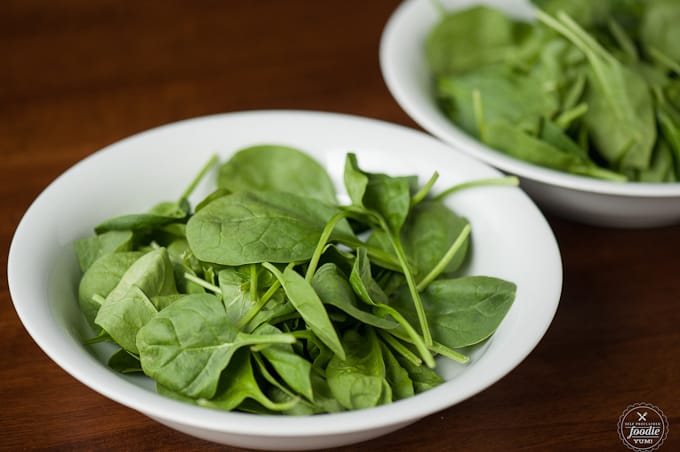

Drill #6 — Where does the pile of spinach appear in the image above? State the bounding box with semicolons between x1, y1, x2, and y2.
75;145;517;414
427;0;680;182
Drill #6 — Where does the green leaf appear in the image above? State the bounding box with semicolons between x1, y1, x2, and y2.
391;276;516;348
394;354;444;394
218;145;337;203
95;285;157;353
198;349;299;412
186;191;356;266
263;263;345;360
108;348;142;374
136;293;295;399
74;230;133;273
426;6;518;76
640;0;680;63
326;328;385;410
104;248;177;308
537;10;656;171
254;324;314;401
380;341;414;401
400;201;470;280
343;153;412;234
312;263;398;329
78;251;144;329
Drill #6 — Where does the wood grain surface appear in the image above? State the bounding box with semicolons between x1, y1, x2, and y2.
1;1;678;450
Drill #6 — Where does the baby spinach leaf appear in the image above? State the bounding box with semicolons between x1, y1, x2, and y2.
426;5;518;76
78;251;143;329
391;276;516;348
436;66;559;137
186;191;356;266
218;266;257;326
198;349;300;412
343;153;413;234
95;285;157;353
394;354;444;394
93;200;189;234
400;201;470;280
537;10;656;171
136;293;296;399
640;0;680;63
254;324;314;401
108;348;142;374
485;120;584;170
263;263;345;360
312;263;398;329
217;145;337;204
166;239;205;295
74;230;134;273
326;328;385;410
104;248;177;308
380;341;414;401
349;249;435;368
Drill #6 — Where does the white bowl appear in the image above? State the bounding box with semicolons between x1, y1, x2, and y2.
8;110;562;450
380;0;680;228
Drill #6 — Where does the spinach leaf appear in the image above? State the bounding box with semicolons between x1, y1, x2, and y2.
380;341;414;401
108;348;142;374
312;263;398;330
186;191;356;266
78;251;144;328
104;248;177;308
218;145;337;203
95;285;157;353
198;349;299;412
640;0;680;63
426;5;518;76
74;230;133;273
344;153;412;234
136;293;295;399
537;10;656;171
263;263;345;360
395;354;445;394
326;328;385;410
391;276;516;348
254;324;314;401
399;201;470;280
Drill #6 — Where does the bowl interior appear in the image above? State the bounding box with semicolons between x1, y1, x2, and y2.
8;110;562;444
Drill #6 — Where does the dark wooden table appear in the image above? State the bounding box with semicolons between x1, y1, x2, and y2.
2;1;678;450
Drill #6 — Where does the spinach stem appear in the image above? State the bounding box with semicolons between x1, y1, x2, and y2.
305;210;349;282
377;330;422;366
92;293;107;305
416;223;471;291
236;280;281;330
180;153;218;201
411;171;439;206
237;331;296;347
429;341;469;364
433;176;519;201
375;304;435;368
472;88;487;143
555;103;588;130
183;272;222;295
249;263;258;302
381;217;433;348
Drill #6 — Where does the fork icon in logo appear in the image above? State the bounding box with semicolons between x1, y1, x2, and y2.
636;411;647;422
